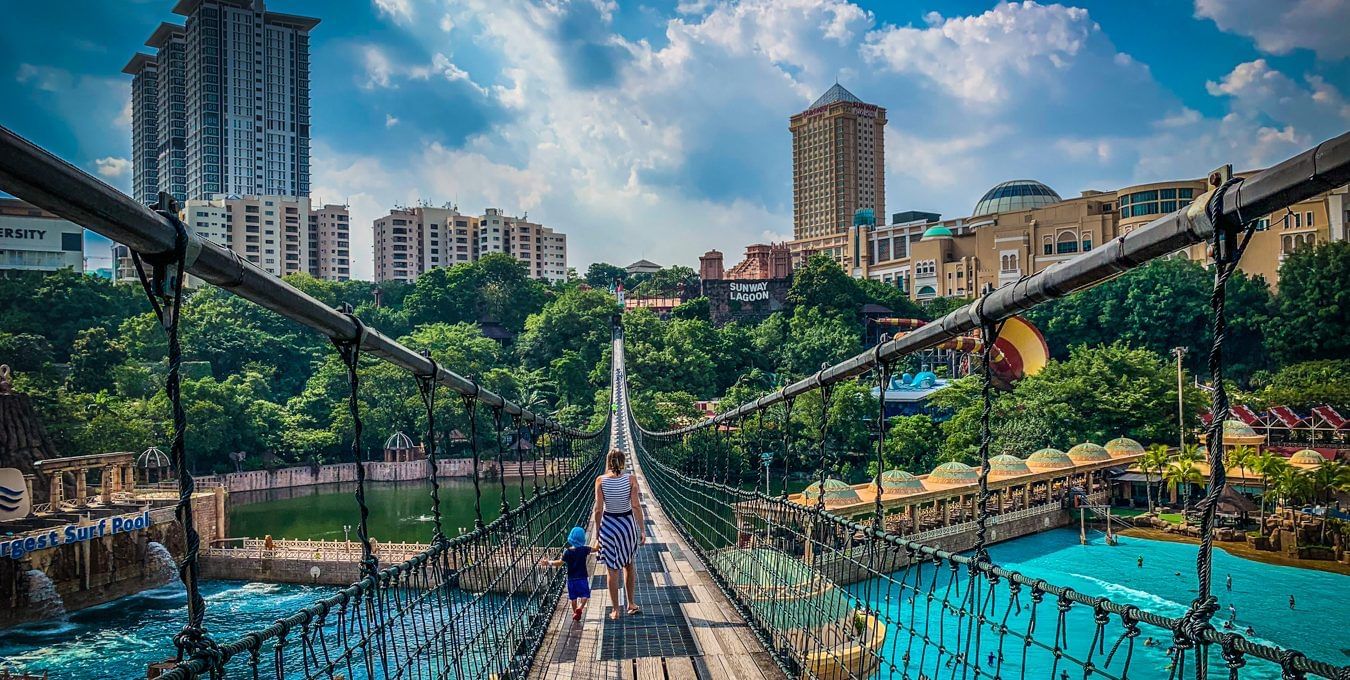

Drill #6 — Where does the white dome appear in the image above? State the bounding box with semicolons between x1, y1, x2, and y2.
973;180;1062;216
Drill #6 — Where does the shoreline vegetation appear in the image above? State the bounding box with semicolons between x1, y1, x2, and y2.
1119;527;1350;576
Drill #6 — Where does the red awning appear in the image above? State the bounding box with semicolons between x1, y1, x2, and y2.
1268;406;1305;428
1230;404;1262;425
1312;405;1348;430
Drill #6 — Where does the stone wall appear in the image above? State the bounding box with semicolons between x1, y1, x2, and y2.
1;489;225;628
196;459;559;494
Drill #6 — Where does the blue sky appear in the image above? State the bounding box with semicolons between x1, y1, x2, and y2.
3;0;1348;278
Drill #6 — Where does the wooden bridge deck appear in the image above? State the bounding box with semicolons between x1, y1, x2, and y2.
528;455;781;680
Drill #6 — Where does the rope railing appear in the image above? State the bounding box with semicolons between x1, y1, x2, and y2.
0;126;616;679
624;137;1350;680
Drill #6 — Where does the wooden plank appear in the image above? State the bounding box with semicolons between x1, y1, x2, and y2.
636;657;665;680
664;657;699;680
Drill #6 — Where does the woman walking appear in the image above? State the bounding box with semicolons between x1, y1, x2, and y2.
595;448;645;620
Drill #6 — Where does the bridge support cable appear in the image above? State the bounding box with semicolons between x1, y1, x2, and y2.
621;136;1350;679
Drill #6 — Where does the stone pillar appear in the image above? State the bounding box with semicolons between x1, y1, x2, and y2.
74;469;88;507
940;498;949;526
49;472;63;506
23;474;34;508
99;466;113;504
123;464;136;494
1023;484;1031;508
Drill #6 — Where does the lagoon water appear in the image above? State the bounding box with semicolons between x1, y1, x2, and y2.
3;479;1346;679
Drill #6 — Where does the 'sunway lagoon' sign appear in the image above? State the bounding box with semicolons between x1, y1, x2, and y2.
728;281;771;302
1;511;153;559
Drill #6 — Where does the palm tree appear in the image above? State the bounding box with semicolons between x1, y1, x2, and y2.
1173;444;1204;508
1142;444;1171;513
1310;460;1350;505
1252;452;1289;523
1272;467;1313;508
1164;461;1203;513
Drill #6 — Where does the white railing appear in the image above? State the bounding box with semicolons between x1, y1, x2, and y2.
906;500;1065;544
204;538;429;563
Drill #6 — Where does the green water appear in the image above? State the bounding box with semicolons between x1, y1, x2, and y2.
227;477;545;542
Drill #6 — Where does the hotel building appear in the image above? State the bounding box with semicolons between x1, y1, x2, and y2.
790;84;886;241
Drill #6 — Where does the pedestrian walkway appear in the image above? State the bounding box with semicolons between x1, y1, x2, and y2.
529;453;781;680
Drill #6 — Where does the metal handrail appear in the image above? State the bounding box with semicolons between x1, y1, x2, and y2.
643;131;1350;435
0;125;599;439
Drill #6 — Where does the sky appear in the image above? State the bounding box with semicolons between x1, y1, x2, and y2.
2;0;1348;279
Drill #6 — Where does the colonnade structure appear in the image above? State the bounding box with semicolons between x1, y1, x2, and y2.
789;439;1143;534
33;452;139;508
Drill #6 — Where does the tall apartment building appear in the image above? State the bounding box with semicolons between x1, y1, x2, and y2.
374;206;568;283
113;195;349;282
123;0;317;205
308;204;351;281
790;83;886;241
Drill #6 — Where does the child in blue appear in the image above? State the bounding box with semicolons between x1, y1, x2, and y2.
540;526;596;621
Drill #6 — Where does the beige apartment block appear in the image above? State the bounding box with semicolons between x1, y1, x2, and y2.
308;204;351;281
790;83;886;241
374;205;479;283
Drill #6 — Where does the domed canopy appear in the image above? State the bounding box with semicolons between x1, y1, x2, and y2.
988;455;1031;479
922;225;954;239
927;461;978;486
879;469;925;494
1289;450;1324;468
1222;420;1257;437
1104;437;1144;458
1067;443;1111;463
1026;448;1073;470
972;180;1062;217
803;479;861;503
384;431;415;450
137;446;171;469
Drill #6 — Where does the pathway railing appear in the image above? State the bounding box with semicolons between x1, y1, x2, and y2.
627;133;1350;680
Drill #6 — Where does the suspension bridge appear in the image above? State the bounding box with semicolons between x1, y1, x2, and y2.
1;124;1349;679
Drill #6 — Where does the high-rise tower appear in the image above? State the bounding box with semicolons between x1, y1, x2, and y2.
125;0;317;204
789;84;886;240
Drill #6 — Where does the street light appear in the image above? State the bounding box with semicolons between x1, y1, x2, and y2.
343;524;351;545
1171;347;1187;450
760;451;774;496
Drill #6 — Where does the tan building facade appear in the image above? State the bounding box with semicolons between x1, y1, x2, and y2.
113;195;349;283
792;175;1348;301
790;84;886;241
374;206;567;284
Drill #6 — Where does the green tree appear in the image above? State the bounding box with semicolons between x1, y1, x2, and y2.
1252;450;1288;523
517;287;617;375
671;297;710;321
1024;258;1271;382
0;332;54;372
1267;241;1350;365
781;307;862;378
1141;444;1171;512
584;262;628;289
67;327;127;392
403;255;548;333
882;415;943;473
631;265;698;298
0;269;143;361
788;255;866;321
1164;460;1203;510
1253;359;1350;412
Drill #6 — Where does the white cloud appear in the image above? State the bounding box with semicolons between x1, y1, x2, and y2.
94;156;132;179
361;45;395;89
1194;0;1350;59
385;113;399;128
373;0;413;24
861;2;1098;104
439;13;454;32
15;63;73;91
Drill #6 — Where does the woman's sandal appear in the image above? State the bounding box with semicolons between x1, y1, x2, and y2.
626;606;642;616
609;610;621;621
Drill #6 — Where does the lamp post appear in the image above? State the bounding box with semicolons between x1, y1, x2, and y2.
1171;347;1187;450
343;524;351;546
760;451;774;496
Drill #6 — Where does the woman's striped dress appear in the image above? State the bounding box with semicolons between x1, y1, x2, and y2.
598;473;638;569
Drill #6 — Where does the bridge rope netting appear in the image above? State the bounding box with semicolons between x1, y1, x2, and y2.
621;156;1350;679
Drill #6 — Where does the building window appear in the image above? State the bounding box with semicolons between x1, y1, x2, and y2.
1042;236;1052;255
1306;211;1314;226
1081;235;1092;251
1056;232;1079;255
61;232;83;252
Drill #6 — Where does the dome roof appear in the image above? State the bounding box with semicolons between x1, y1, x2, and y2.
1026;448;1073;470
928;461;978;485
384;431;415;450
879;469;925;494
1289;449;1324;467
1067;443;1111;463
1222;420;1257;437
1104;437;1144;458
988;454;1031;479
803;478;861;503
972;180;1062;217
922;225;954;239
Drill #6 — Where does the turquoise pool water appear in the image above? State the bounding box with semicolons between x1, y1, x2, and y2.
849;529;1350;679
